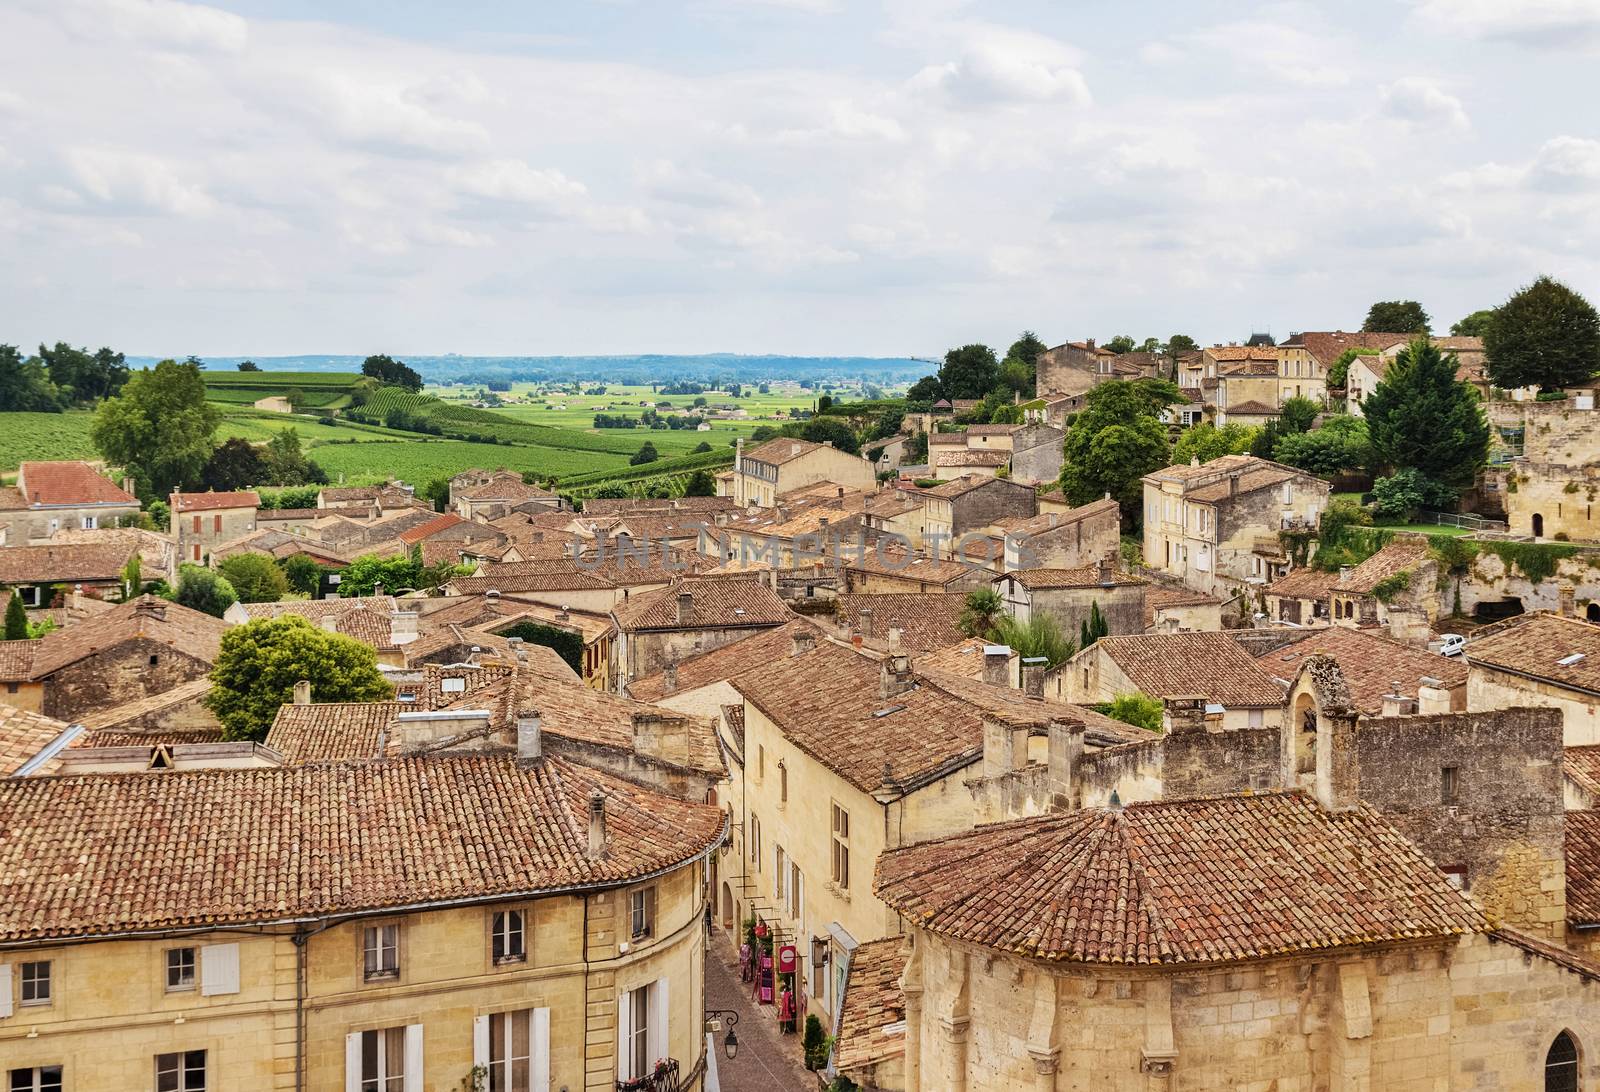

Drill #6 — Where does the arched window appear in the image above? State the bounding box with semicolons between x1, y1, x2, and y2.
1547;1030;1579;1092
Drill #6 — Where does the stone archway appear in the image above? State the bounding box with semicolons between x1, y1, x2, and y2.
1533;513;1545;538
1293;691;1317;777
721;881;735;928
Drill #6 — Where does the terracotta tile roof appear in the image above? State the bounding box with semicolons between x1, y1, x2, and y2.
212;530;354;566
1566;810;1600;927
927;432;968;446
934;449;1009;468
0;639;40;681
0;705;74;776
1267;566;1340;601
1091;631;1286;707
465;557;705;592
1223;399;1279;416
922;474;1009;499
1490;927;1600;984
319;486;380;504
422;662;518;708
259;506;338;522
1001;567;1141;590
844;550;975;587
743;437;828;466
862;491;924;519
1205;345;1279;363
1283;331;1412;368
398;511;469;545
0;542;136;584
913;637;995;677
335;605;400;649
266;701;407;764
0;753;724;942
458;478;556;502
237;596;399;623
73;677;217;734
1567;747;1600;800
171;491;259;512
1143;585;1222;628
627;620;820;704
580;496;738;516
613;578;791;631
1337;537;1431;595
30;595;228;679
1255;627;1465;712
874;792;1483;965
834;938;907;1072
833;594;965;654
918;668;1145;745
14;461;135;507
963;424;1019;436
1468;613;1600;695
451;570;617;595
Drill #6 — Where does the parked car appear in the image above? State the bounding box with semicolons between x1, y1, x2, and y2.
1438;633;1466;657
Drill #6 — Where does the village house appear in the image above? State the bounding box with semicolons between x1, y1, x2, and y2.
0;542;137;607
730;437;876;507
1263;564;1340;626
930;447;1008;482
0;639;43;713
0;461;139;545
918;475;1036;559
453;474;563;521
860;489;929;550
1142;455;1329;596
1142;582;1224;633
826;594;966;655
993;561;1144;639
1277;330;1410;406
47;526;177;584
842;549;990;596
1007;422;1065;485
1255;624;1468;714
171;490;259;564
1056;630;1286;730
1034;339;1132;400
397;511;511;557
611;577;791;688
1467;612;1600;745
416;594;618;690
1327;536;1439;636
993;497;1122;573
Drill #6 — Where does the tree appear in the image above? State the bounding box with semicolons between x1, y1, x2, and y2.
1173;422;1257;466
420;476;451;513
205;615;393;741
1106;693;1163;732
1371;467;1457;520
361;354;423;391
3;593;27;640
1363;300;1431;334
1327;346;1379;389
1079;601;1108;648
1272;417;1372;476
1484;275;1600;391
692;440;713;453
264;428;323;485
958;588;1004;639
202;438;267;492
1000;331;1049;393
989;613;1076;668
906;375;942;403
237;359;261;371
0;344;63;411
122;553;142;601
1363;337;1490;492
1250;395;1320;460
1450;310;1497;337
816;394;833;413
1137;337;1162;353
1059;380;1179;519
937;344;1000;400
174;564;238;618
1104;335;1136;354
684;469;717;496
37;342;129;404
1165;334;1198;355
630;441;660;466
219;554;289;603
800;416;859;454
338;553;421;597
91;359;221;499
279;554;323;596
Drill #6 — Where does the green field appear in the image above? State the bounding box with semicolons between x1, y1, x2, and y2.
311;438;630;485
0;411;100;470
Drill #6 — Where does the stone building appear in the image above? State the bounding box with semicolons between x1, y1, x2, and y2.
1276;330;1409;409
1142;455;1329;596
993;562;1144;639
1255;624;1468;714
611;577;791;688
1008;423;1065;485
1263;565;1339;625
453;473;562;520
1467;612;1600;745
171;490;259;564
1034;340;1134;400
730;437;877;508
919;476;1037;559
1056;630;1286;731
931;448;1008;482
994;498;1122;573
0;542;137;607
0;461;139;545
1327;535;1439;632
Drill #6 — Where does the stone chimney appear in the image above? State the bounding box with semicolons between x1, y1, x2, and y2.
1097;556;1116;587
1418;677;1452;715
123;475;135;499
133;596;165;621
389;611;418;644
1560;586;1577;617
320;615;339;633
791;629;816;658
632;712;689;765
588;790;608;857
1021;656;1047;698
1163;695;1206;734
734;437;744;474
981;716;1029;779
1046;719;1084;810
1315;696;1362;813
887;627;903;653
1338;565;1353;586
982;644;1011;688
859;607;874;639
879;653;914;699
663;660;679;695
373;582;384;599
1380;683;1415;717
293;679;312;705
516;708;542;763
1085;338;1095;350
676;590;693;626
1228;474;1239;497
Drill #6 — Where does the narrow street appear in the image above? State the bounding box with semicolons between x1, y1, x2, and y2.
704;925;818;1092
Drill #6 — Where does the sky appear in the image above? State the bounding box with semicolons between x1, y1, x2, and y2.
2;0;1598;360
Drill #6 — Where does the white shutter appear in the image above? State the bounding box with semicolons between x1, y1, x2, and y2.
531;1007;551;1092
200;943;240;996
0;964;11;1018
649;976;669;1067
344;1032;362;1092
403;1023;424;1092
617;987;633;1081
473;1014;489;1069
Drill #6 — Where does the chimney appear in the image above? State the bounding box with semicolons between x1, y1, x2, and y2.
836;486;844;498
632;712;688;764
982;644;1011;688
516;708;542;763
886;627;903;653
1380;683;1415;718
879;653;914;699
123;475;135;499
486;589;501;601
1190;456;1200;468
1097;556;1115;587
373;582;383;599
1316;703;1362;813
1163;695;1206;734
293;679;312;705
587;790;608;857
734;437;743;474
1022;656;1046;698
1561;586;1577;617
1085;338;1095;350
1338;565;1353;587
320;615;339;633
790;629;816;658
1418;677;1452;715
663;660;679;695
1046;719;1084;810
1228;475;1239;496
859;607;874;639
676;589;693;626
981;716;1028;778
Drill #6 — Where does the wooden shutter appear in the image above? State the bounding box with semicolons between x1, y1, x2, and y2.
649;977;669;1067
0;964;11;1018
531;1007;551;1092
344;1032;362;1092
200;943;240;996
403;1023;423;1092
616;987;633;1080
473;1014;489;1069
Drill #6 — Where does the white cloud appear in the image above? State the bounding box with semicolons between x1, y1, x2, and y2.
52;147;215;216
1379;77;1469;131
636;159;761;209
1413;0;1600;48
301;73;491;158
909;26;1090;107
448;159;588;207
49;0;248;53
1530;136;1600;191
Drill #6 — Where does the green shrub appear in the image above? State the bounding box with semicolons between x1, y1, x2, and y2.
803;1015;832;1070
1106;692;1164;732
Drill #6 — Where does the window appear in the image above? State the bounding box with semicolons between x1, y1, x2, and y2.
492;910;525;964
1547;1031;1579;1092
19;962;49;1005
778;760;788;805
357;1028;406;1092
487;1010;533;1091
363;924;399;980
789;863;803;920
1441;766;1459;805
1443;865;1468;890
629;887;656;941
9;1068;62;1092
212;514;222;533
155;1050;206;1092
623;985;651;1081
167;947;196;991
149;653;160;667
749;813;761;866
774;845;787;900
1248;709;1264;729
831;803;851;890
757;745;765;780
82;515;97;530
192;515;202;533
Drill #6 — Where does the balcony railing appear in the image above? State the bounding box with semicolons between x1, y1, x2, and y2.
618;1059;681;1092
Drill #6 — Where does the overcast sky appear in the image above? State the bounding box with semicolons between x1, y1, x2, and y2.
2;0;1598;359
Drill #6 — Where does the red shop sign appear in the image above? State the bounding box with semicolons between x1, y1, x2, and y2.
777;944;797;974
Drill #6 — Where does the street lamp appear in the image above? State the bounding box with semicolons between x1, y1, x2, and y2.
706;1009;740;1061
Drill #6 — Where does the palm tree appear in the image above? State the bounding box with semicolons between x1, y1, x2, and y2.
958;588;1004;639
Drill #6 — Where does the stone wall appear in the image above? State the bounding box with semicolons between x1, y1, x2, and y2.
1025;583;1144;640
1009;424;1064;485
1035;344;1097;399
949;479;1036;534
42;638;213;722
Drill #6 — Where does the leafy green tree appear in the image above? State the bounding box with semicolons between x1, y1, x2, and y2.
1371;468;1458;520
1272;417;1372;476
1173;422;1257;466
1106;693;1163;732
279;554;323;596
206;615;393;741
91;359;221;499
37;342;129;403
800;416;860;454
989;613;1075;668
420;476;451;513
174;564;237;617
692;440;713;453
264;428;325;485
1059;380;1179;519
237;360;261;371
202;438;267;492
816;394;833;413
999;331;1049;393
361;354;423;391
1078;601;1108;648
1165;334;1198;355
684;469;717;496
219;554;289;603
1363;300;1431;334
3;593;28;640
1104;335;1136;354
937;344;1000;400
1450;309;1497;337
630;441;660;466
1484;275;1600;391
0;345;63;411
1327;346;1379;389
122;554;142;601
749;425;778;442
958;588;1004;638
1250;396;1320;460
905;375;942;403
1363;337;1490;492
338;554;421;596
867;408;905;442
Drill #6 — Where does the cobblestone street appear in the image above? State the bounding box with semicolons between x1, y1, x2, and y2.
704;925;817;1092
